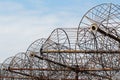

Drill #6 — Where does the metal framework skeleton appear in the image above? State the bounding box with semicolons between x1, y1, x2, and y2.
0;3;120;80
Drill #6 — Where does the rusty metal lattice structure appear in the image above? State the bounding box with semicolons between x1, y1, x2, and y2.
0;3;120;80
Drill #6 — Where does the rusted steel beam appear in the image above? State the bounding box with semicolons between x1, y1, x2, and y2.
30;53;76;71
41;50;120;53
98;27;120;42
85;71;111;79
4;67;120;71
31;54;113;79
5;68;71;71
0;77;86;80
0;76;34;79
8;67;40;80
91;23;120;43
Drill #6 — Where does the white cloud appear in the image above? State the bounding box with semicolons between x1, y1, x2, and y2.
0;1;82;63
0;14;71;62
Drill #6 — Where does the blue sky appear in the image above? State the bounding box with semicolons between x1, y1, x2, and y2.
0;0;120;63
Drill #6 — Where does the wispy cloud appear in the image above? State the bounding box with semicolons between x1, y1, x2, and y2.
1;0;119;62
0;1;80;63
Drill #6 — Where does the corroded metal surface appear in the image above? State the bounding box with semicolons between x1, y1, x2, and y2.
1;3;120;80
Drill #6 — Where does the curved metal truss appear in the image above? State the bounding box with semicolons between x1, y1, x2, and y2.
0;56;15;79
76;3;120;79
1;3;120;80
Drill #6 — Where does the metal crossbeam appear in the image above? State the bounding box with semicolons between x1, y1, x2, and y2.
5;68;120;71
42;50;120;53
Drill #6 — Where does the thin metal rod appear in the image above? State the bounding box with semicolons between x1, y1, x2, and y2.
97;27;120;43
0;76;34;79
5;67;120;71
91;24;120;43
32;54;113;79
31;54;76;71
8;67;40;80
41;50;120;53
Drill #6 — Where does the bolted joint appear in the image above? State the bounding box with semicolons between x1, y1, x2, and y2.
90;23;98;31
29;53;35;57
